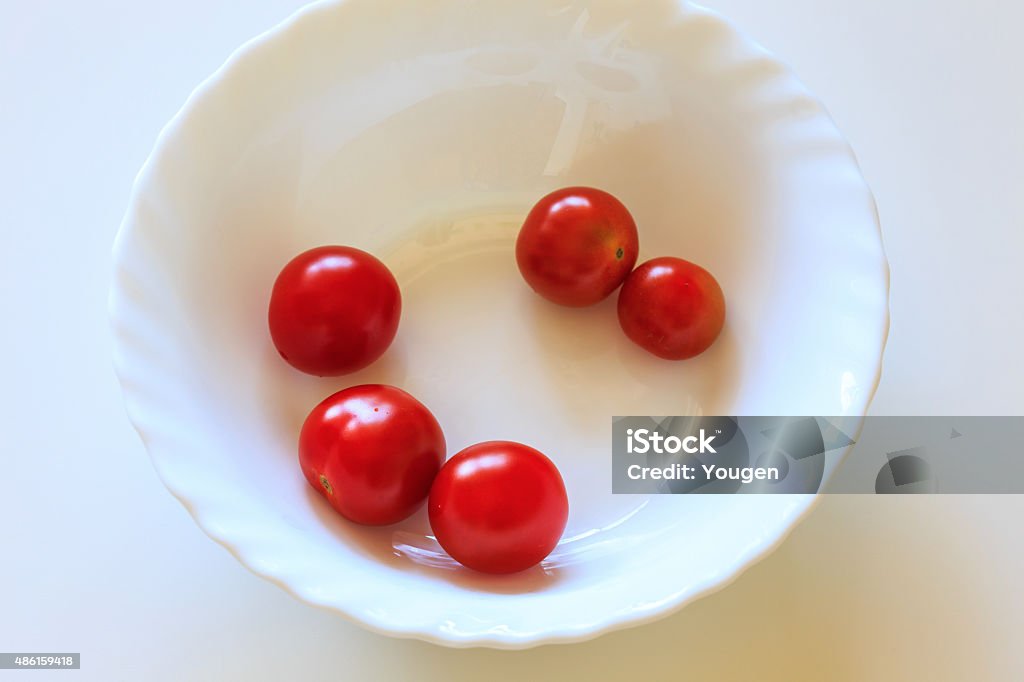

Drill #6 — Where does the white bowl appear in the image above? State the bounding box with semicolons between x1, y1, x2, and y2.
110;0;889;648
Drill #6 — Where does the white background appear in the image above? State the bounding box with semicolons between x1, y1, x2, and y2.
2;0;1022;679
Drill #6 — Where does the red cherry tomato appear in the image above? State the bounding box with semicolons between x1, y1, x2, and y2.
268;245;400;376
428;441;569;574
516;187;639;307
617;256;726;360
299;385;445;526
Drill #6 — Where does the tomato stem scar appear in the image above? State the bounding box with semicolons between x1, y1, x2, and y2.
318;474;334;495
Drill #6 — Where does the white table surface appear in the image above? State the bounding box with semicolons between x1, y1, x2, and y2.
2;1;1022;679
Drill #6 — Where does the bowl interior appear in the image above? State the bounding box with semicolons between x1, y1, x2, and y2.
114;0;887;646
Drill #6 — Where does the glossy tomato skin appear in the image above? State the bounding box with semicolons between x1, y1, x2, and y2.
516;187;639;307
299;385;445;526
617;256;726;360
268;245;400;376
428;441;568;574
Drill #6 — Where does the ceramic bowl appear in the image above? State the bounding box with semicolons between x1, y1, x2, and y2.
110;0;889;648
